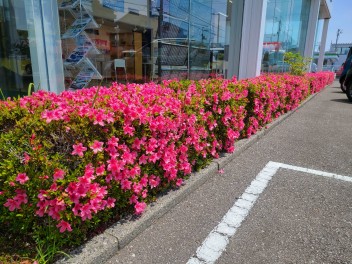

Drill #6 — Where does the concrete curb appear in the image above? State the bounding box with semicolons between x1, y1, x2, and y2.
59;87;324;264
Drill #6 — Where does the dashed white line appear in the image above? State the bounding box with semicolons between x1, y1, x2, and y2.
187;161;352;264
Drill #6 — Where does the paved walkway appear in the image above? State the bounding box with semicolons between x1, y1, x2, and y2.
105;81;352;264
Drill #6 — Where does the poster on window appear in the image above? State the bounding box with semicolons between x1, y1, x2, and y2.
69;4;99;29
61;17;92;39
103;0;124;12
59;0;79;9
76;33;100;54
69;67;95;89
64;45;92;65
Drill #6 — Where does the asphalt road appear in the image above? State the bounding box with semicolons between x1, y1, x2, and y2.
105;81;352;264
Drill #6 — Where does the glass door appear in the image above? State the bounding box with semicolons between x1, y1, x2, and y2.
0;0;33;98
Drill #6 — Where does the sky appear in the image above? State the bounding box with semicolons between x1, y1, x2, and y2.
325;0;352;50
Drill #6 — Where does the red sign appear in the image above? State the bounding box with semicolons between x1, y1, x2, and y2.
263;42;281;51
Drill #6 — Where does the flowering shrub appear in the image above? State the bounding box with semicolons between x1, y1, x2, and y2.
306;71;335;93
0;72;333;261
242;74;311;137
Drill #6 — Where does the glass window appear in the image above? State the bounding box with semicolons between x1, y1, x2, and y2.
57;0;233;88
0;0;33;97
261;0;311;73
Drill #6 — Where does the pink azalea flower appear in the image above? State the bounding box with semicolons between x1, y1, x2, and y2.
107;136;119;147
23;153;30;164
123;124;135;136
106;197;116;208
53;169;65;181
56;220;72;233
218;169;224;174
38;190;48;201
14;189;28;204
134;201;146;214
90;140;104;154
132;183;143;194
4;198;21;211
139;154;148;165
149;175;160;189
129;194;138;204
140;175;148;187
80;204;92;220
121;179;132;190
16;173;29;184
71;143;87;157
96;164;105;176
141;189;148;198
176;178;183;187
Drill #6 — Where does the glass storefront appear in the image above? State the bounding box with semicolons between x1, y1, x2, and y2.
261;0;311;73
1;0;326;95
0;0;33;97
58;0;233;89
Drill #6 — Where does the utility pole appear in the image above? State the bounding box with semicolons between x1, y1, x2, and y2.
335;29;342;51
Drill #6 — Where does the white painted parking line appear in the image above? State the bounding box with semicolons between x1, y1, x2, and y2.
187;162;352;264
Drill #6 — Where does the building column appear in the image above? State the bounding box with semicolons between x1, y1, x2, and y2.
25;0;64;93
317;18;329;71
228;0;267;80
303;0;321;58
227;0;243;79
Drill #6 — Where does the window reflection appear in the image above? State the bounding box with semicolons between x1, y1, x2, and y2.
58;0;233;88
262;0;311;73
0;0;33;97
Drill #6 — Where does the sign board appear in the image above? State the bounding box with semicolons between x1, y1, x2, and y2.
61;17;92;39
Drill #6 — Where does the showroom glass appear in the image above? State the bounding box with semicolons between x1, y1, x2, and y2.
58;0;233;89
261;0;311;73
0;0;33;97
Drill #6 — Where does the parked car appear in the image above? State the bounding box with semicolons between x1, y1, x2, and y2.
344;67;352;102
339;47;352;92
336;63;344;77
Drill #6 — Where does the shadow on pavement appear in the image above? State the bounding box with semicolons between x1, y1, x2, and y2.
330;98;351;104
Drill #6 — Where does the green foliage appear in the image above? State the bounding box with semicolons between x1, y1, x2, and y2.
284;52;312;76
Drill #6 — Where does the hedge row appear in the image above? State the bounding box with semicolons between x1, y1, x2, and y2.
0;72;334;260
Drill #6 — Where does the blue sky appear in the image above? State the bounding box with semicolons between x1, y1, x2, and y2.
325;0;352;50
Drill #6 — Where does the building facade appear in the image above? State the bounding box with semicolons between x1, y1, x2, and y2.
0;0;331;97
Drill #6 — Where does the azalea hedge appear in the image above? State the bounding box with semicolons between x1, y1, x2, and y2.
0;72;333;261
